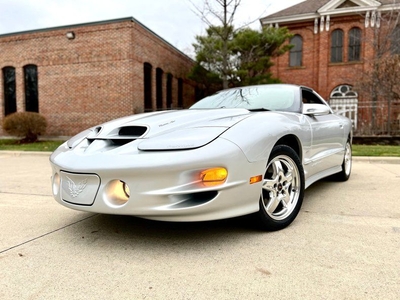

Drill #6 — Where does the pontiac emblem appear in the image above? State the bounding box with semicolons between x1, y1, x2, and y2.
66;176;88;198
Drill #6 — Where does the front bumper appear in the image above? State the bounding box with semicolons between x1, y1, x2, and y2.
50;138;264;221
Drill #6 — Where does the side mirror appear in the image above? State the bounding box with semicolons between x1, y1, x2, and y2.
302;103;331;116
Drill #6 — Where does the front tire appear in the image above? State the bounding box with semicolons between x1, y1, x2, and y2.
256;145;305;231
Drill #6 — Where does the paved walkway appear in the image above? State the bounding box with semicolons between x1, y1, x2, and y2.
0;152;399;299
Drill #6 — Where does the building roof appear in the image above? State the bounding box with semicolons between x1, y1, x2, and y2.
0;17;194;61
260;0;400;25
266;0;331;19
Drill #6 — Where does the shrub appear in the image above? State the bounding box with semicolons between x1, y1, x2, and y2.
2;112;47;143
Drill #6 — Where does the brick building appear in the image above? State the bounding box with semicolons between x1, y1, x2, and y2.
0;17;197;137
261;0;400;134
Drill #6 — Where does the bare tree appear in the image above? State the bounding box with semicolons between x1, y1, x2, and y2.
189;0;242;89
356;5;400;134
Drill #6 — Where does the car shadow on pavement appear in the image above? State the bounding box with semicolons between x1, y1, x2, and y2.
56;180;339;248
54;180;340;248
58;212;266;250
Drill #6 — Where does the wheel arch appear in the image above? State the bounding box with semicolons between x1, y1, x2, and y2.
348;132;353;144
274;134;302;162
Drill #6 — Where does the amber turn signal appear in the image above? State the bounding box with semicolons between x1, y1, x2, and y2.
200;168;228;186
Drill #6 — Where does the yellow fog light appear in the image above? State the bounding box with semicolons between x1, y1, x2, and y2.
200;168;228;187
250;175;262;184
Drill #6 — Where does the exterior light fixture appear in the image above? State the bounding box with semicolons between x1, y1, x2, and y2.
66;31;75;40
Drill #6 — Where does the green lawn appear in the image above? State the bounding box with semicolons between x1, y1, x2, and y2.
0;139;65;152
0;139;399;157
352;144;400;157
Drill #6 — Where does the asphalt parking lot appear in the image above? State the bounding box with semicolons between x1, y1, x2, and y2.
0;152;399;300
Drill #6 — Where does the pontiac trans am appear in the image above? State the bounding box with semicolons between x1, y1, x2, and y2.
50;84;352;231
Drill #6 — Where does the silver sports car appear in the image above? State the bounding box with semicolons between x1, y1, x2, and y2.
50;84;352;231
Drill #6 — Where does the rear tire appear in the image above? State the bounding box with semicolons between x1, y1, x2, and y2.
256;145;305;231
333;141;352;182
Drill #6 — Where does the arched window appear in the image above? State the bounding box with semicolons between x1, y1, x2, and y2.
156;68;163;110
166;73;173;109
348;28;361;61
2;66;17;116
24;64;39;112
177;78;183;108
331;29;344;63
289;35;303;67
143;63;153;112
391;25;400;55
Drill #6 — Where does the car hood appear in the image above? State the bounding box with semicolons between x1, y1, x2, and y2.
81;108;252;151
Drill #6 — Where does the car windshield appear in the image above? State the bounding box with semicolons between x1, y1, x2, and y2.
190;85;298;112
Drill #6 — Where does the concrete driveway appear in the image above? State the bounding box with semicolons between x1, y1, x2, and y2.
0;152;399;300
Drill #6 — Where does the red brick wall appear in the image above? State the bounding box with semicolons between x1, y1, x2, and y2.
0;18;196;137
272;21;318;89
271;15;375;101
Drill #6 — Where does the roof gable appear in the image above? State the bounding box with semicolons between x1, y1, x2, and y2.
263;0;328;19
337;1;358;8
318;0;381;14
260;0;398;25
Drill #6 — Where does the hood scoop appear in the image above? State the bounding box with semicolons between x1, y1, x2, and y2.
87;125;148;146
118;126;148;137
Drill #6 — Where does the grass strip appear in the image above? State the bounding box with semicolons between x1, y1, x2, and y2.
0;139;399;157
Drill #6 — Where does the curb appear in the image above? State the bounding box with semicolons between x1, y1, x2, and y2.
0;151;52;157
352;156;400;164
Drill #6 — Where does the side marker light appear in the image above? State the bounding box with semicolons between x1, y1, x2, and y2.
250;175;262;184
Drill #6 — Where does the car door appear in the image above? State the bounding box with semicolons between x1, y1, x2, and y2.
301;88;345;178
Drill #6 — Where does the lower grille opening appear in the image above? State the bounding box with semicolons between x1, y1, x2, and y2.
170;191;218;208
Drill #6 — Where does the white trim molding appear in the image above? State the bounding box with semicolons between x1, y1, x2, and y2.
326;15;331;31
314;18;319;34
320;16;325;32
318;0;381;13
260;0;400;29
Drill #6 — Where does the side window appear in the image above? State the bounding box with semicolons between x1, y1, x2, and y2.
302;89;326;106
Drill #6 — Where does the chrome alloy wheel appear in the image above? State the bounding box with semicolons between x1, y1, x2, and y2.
261;155;301;221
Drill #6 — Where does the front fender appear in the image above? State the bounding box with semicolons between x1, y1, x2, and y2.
220;112;312;163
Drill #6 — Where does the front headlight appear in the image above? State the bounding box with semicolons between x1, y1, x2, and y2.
137;127;228;151
66;129;92;149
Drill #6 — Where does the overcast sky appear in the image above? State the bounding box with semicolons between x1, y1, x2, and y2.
0;0;304;55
